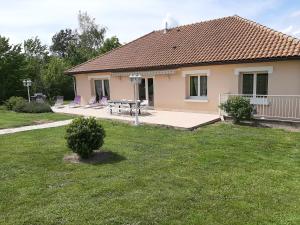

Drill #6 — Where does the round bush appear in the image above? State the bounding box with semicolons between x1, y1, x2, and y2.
5;96;26;111
65;117;105;158
220;96;253;123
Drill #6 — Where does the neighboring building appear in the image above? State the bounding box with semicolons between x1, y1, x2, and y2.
66;15;300;114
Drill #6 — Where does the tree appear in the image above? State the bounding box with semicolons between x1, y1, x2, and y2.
78;11;106;50
0;36;26;102
99;36;121;54
41;57;73;100
50;11;108;66
24;37;48;58
50;29;78;58
23;37;49;93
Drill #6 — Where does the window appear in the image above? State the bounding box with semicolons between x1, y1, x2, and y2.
256;73;268;95
242;72;268;95
94;79;110;101
242;74;254;95
190;76;198;96
189;75;207;98
103;80;110;97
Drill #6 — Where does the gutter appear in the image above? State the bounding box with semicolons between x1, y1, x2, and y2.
64;56;300;76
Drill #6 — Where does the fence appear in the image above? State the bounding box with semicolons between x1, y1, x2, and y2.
219;94;300;121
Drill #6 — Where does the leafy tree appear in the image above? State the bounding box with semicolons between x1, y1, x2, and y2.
0;36;26;102
99;36;121;54
24;37;48;58
23;37;49;93
50;11;108;65
41;57;73;100
50;29;78;58
78;11;106;50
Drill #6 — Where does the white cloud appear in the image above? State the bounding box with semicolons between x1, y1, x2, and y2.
272;9;300;38
282;25;294;34
162;13;179;29
280;25;300;38
290;10;300;18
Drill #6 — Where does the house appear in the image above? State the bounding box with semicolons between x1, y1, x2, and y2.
66;15;300;116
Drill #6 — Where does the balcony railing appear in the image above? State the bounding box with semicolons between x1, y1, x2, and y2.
219;94;300;121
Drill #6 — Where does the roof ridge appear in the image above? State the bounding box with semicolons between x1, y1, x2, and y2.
66;30;156;74
154;15;235;33
232;15;300;43
66;15;300;75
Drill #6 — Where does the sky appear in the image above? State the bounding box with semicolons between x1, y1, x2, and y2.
1;0;300;46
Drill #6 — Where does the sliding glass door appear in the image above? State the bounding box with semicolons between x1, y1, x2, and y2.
138;78;154;106
94;80;110;101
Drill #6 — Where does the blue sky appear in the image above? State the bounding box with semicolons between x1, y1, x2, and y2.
1;0;300;46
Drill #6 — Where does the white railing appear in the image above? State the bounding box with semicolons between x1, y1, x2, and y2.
220;94;300;121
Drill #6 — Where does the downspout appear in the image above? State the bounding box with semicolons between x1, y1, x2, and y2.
72;75;77;97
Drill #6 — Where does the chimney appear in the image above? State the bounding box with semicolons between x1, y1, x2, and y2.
164;21;168;34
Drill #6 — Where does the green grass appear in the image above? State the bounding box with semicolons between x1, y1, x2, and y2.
0;109;75;129
0;121;299;225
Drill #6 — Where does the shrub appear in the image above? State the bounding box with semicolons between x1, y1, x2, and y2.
220;96;253;123
4;96;26;111
18;102;53;113
4;96;52;113
65;117;105;158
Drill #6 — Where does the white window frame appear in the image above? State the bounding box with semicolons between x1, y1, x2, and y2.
241;72;268;96
234;66;273;76
188;74;208;100
241;72;269;105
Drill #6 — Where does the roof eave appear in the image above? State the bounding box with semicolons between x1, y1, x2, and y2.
64;56;300;75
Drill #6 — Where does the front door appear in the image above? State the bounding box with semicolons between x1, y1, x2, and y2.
138;78;154;106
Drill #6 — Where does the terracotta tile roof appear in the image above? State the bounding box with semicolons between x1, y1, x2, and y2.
66;15;300;74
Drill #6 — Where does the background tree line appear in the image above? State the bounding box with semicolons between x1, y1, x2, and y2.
0;11;121;103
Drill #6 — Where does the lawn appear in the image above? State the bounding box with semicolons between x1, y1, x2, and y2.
0;122;299;225
0;109;74;129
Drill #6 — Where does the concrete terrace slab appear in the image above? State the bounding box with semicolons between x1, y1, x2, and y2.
52;107;220;130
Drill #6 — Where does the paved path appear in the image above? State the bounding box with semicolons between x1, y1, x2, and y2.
0;120;73;135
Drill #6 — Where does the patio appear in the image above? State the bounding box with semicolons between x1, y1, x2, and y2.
52;106;220;130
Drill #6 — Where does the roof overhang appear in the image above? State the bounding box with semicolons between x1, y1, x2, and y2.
65;56;300;76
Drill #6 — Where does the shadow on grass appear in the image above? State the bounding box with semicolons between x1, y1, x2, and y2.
235;121;270;128
64;150;126;165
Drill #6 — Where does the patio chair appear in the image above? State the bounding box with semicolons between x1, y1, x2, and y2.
94;96;108;109
108;102;115;114
69;95;81;108
120;102;131;115
54;96;64;108
100;97;108;106
139;100;149;114
84;96;97;108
